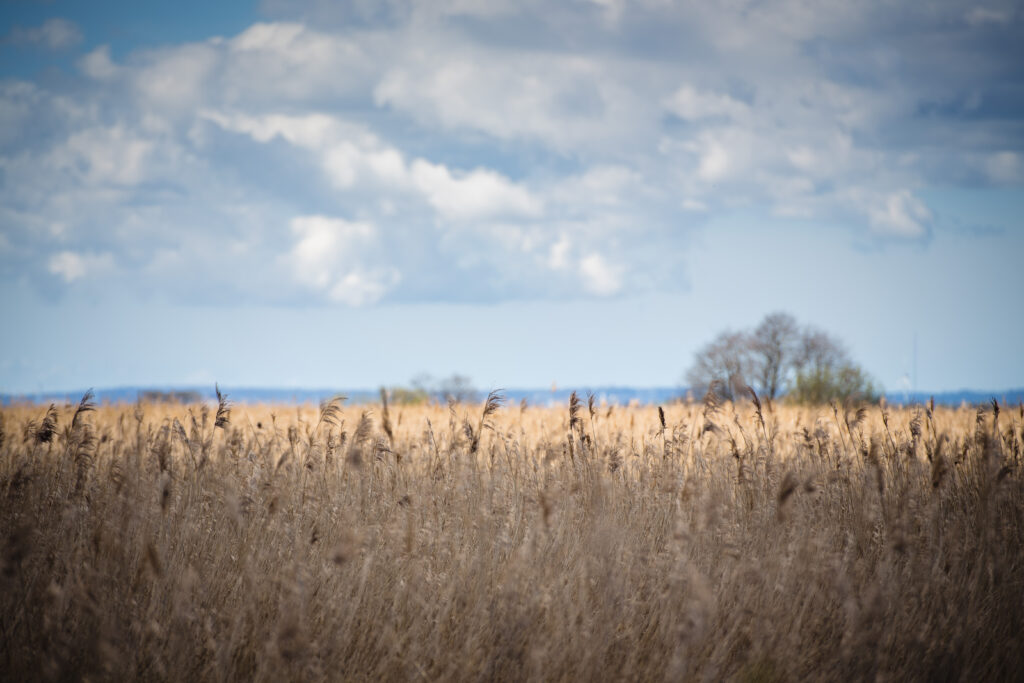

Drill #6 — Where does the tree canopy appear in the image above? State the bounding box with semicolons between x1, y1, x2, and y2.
685;312;879;404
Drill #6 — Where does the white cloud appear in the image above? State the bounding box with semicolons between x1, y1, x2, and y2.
373;45;652;153
76;22;371;120
222;23;371;102
410;160;542;221
288;215;375;288
231;22;308;52
868;190;932;238
205;109;542;220
579;253;623;296
202;110;342;148
134;43;219;112
2;4;1021;308
202;110;396;188
554;165;642;208
548;234;571;270
786;146;818;172
78;45;120;80
47;250;113;283
287;215;399;305
0;82;44;146
665;85;750;121
696;140;731;182
55;125;155;186
327;270;401;306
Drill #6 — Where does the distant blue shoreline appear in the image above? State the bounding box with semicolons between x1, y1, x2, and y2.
3;385;1022;407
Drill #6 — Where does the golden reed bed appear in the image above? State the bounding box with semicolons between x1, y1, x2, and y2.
1;394;1022;681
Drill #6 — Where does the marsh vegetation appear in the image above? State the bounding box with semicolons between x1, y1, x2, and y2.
1;390;1022;681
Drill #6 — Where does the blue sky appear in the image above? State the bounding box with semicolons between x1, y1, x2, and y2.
1;0;1023;394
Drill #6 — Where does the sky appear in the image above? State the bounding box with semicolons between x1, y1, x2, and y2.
1;0;1023;395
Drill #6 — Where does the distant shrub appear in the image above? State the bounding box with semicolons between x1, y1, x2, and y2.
790;363;879;404
388;386;431;405
138;390;202;404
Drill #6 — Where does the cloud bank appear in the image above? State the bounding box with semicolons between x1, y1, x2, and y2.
1;0;1022;305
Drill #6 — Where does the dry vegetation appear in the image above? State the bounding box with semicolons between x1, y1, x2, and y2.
2;389;1023;682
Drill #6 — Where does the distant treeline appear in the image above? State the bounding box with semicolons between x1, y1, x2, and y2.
137;390;204;404
3;385;1022;408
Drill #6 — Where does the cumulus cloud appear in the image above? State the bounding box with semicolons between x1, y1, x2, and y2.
1;1;1021;306
56;125;155;186
287;215;399;305
547;235;572;270
133;43;220;113
78;45;120;80
578;253;623;296
222;23;372;103
665;85;750;122
868;191;933;239
200;110;342;149
409;160;542;221
203;109;541;220
47;250;113;283
372;44;651;154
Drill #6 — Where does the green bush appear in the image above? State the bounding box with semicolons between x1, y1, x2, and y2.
790;363;880;404
388;386;431;405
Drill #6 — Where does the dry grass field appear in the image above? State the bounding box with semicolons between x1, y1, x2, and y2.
2;391;1023;682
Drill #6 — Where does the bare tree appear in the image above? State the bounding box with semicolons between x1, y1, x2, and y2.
685;330;750;401
748;312;800;400
437;374;479;403
686;314;877;404
794;328;848;373
407;373;480;403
